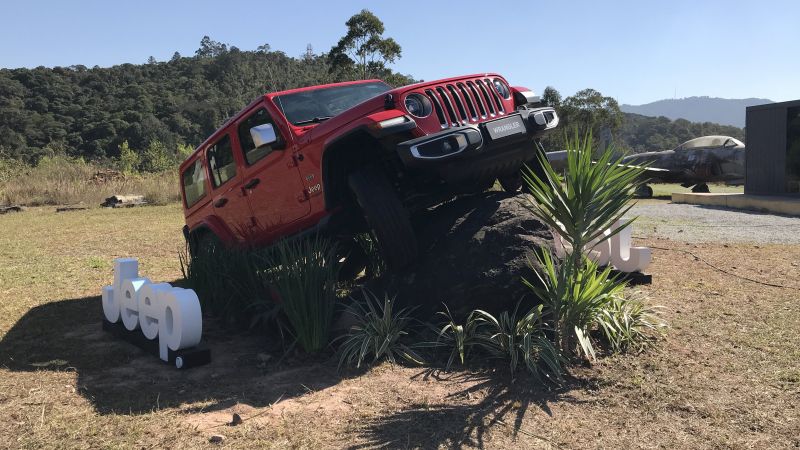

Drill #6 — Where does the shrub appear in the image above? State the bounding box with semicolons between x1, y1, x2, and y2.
266;236;341;353
117;141;139;174
522;132;662;361
179;242;276;328
527;250;626;360
434;304;562;381
353;233;385;279
595;292;665;354
338;290;423;369
140;140;174;173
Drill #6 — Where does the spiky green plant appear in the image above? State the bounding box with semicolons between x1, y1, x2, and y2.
338;290;423;369
432;305;484;370
595;293;665;354
526;250;626;360
179;242;273;327
522;131;647;266
521;132;653;360
265;236;341;353
469;304;562;381
429;304;562;380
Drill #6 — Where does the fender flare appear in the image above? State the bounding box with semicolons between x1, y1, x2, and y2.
186;215;236;247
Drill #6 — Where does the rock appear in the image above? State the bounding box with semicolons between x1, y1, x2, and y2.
230;413;243;426
101;195;147;208
209;434;225;444
365;192;554;320
0;205;24;215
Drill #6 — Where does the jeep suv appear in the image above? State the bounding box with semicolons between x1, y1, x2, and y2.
179;74;559;268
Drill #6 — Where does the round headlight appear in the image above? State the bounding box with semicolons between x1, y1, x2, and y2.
404;93;431;118
493;79;511;99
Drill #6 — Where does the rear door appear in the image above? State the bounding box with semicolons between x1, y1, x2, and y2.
206;132;252;241
234;106;310;241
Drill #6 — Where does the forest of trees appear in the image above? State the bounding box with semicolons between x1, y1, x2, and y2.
0;11;414;167
0;10;745;170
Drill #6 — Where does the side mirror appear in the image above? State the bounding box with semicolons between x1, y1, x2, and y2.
250;123;278;148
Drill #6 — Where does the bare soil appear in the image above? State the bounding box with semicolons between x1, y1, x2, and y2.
1;202;798;449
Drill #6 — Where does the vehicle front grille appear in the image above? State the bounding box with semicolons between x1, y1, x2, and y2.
422;77;507;129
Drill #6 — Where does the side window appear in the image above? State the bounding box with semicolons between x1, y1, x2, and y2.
237;108;283;165
207;135;237;188
182;159;207;208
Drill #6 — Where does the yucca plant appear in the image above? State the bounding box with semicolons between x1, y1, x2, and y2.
595;293;665;354
522;131;647;266
338;290;424;369
432;305;484;370
527;250;626;360
430;304;562;381
264;235;341;353
470;304;562;381
521;132;651;360
179;242;273;326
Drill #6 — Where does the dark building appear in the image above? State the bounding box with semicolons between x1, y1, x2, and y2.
745;100;800;195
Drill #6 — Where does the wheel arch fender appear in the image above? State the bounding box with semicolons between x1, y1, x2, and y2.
320;111;414;211
186;215;236;248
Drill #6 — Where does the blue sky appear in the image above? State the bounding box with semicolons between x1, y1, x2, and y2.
2;0;798;105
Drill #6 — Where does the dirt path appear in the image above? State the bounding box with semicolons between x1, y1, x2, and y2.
630;199;800;244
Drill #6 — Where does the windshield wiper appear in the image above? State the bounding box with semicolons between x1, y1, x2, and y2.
293;116;332;126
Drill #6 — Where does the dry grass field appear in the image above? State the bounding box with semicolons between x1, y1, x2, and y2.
1;201;798;449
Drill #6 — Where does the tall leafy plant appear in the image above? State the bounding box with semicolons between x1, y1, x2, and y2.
522;132;650;358
338;290;423;369
266;236;341;353
522;131;646;266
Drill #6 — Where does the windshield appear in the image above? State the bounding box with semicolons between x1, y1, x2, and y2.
275;81;391;125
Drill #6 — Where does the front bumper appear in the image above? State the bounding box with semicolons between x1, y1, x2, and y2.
396;107;558;181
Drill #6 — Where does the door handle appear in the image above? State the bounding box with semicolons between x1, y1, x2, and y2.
243;178;261;190
213;198;228;208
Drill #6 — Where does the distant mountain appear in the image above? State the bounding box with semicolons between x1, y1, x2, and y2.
620;96;773;128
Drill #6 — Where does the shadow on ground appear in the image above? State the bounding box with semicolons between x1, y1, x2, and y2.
0;292;347;415
349;369;594;449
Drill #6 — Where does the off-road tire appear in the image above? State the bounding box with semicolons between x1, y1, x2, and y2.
692;183;710;193
498;172;523;193
348;168;418;269
189;231;221;260
635;184;654;198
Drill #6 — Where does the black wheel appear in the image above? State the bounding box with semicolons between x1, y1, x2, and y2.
348;168;418;269
692;183;710;193
498;172;523;193
635;184;653;198
190;231;221;259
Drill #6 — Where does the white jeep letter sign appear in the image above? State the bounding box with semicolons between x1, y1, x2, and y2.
102;258;202;362
553;219;651;273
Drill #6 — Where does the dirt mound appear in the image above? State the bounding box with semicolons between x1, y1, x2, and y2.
366;191;554;319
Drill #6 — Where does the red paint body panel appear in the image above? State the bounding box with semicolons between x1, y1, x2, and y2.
179;74;541;247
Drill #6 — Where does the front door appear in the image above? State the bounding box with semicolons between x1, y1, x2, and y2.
234;106;310;243
206;132;252;242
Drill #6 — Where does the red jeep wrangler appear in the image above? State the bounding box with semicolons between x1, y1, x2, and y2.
179;74;559;268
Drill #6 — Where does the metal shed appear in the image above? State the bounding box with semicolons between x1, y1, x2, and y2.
745;100;800;195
